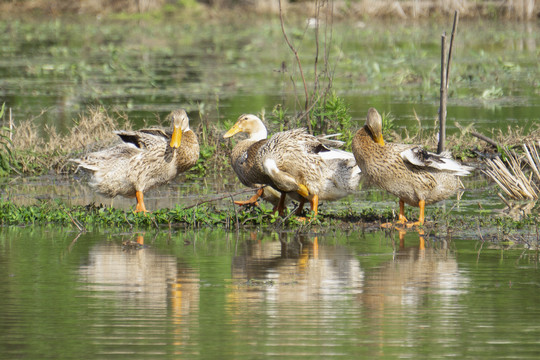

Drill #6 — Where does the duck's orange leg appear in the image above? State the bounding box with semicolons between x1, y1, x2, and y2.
135;191;148;213
406;199;425;228
234;187;264;206
310;194;319;218
296;194;319;223
397;200;408;224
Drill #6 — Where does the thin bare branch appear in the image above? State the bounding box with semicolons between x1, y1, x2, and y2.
446;11;459;88
279;0;311;132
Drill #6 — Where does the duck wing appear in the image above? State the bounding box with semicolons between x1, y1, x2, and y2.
114;128;168;150
72;143;141;172
401;146;473;176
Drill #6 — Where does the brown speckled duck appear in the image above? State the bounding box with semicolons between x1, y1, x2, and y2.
71;109;199;213
224;114;361;217
352;108;473;226
223;114;282;207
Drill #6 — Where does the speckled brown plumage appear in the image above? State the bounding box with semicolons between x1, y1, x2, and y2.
352;108;473;225
230;138;272;188
224;114;361;217
71;109;199;212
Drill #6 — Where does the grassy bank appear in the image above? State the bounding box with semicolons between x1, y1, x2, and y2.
0;198;394;230
0;200;538;247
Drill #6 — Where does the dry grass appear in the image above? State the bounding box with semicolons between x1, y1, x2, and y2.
11;107;132;174
482;142;540;201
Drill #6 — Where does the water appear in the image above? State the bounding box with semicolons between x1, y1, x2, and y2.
1;14;539;360
1;227;539;359
0;18;538;135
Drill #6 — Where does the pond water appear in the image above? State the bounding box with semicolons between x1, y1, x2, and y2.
0;17;539;136
1;227;539;359
1;14;539;360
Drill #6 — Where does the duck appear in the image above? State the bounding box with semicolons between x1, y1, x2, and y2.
351;107;473;226
223;114;279;207
224;114;361;217
71;109;199;213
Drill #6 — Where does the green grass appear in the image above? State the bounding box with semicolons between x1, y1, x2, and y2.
0;199;537;239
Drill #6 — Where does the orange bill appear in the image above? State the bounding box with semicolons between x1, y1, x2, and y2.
170;126;183;148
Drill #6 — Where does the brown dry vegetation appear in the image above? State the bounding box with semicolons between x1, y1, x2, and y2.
0;0;538;20
10;107;132;174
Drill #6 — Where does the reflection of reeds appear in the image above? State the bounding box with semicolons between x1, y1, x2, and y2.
483;142;540;201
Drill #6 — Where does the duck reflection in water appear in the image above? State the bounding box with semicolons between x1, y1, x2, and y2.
229;231;364;304
359;226;469;317
78;233;200;350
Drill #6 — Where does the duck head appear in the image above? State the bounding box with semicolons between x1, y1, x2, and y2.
365;107;385;146
223;114;268;141
169;109;190;148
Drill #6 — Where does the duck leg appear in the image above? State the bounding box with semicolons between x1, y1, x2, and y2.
406;199;425;228
275;192;287;217
135;191;148;213
397;200;408;224
309;194;319;218
234;187;264;206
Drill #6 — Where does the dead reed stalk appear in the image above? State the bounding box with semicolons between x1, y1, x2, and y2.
482;144;540;201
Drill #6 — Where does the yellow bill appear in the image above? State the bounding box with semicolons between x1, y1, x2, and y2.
374;133;385;146
296;184;310;198
223;123;242;138
170;126;183;148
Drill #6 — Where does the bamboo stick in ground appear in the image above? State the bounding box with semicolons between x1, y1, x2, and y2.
437;32;447;154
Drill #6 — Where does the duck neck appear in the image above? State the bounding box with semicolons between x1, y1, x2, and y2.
248;127;267;142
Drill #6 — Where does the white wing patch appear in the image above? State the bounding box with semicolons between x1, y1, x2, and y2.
262;158;280;177
401;147;473;176
319;148;355;162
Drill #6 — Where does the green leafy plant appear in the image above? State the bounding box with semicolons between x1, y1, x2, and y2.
381;111;396;141
310;92;354;146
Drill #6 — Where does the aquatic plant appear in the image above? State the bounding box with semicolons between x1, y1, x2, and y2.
0;198;412;230
1;198;537;235
310;91;354;147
